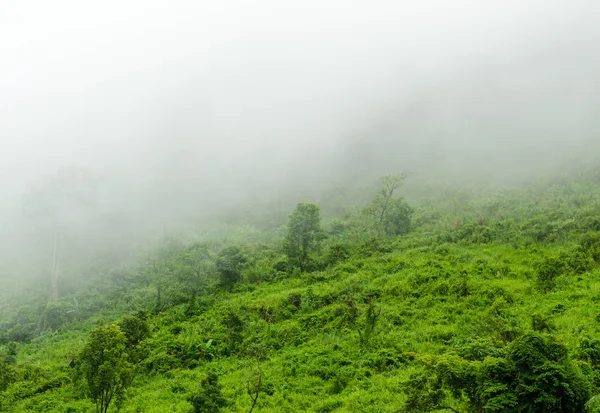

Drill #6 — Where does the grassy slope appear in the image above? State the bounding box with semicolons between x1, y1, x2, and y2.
2;172;600;412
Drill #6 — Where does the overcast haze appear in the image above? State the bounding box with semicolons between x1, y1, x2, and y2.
1;1;600;286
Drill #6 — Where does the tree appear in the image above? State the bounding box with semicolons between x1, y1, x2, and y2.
141;249;180;313
216;246;247;291
364;173;412;237
22;166;98;301
118;311;150;363
0;360;15;392
381;197;413;236
188;371;228;413
118;311;150;349
285;203;325;271
246;357;263;413
174;242;214;297
78;323;134;413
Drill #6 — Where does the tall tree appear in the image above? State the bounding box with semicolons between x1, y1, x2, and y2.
22;166;98;301
174;242;215;297
364;173;412;237
285;203;324;271
216;245;247;291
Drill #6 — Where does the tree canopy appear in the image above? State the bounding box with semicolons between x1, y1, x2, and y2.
285;202;325;271
78;323;134;413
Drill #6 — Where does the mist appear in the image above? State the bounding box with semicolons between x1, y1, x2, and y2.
1;0;599;288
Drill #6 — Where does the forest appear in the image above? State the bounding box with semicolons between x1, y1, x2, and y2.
2;165;600;412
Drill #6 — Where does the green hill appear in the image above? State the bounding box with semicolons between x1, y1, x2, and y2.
2;167;600;412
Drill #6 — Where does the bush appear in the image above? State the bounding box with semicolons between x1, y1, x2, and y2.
119;311;150;348
285;203;325;272
0;360;15;392
508;333;592;412
531;312;554;332
404;333;592;413
40;302;68;332
324;242;351;267
382;198;413;236
216;246;247;290
188;371;228;413
536;255;564;292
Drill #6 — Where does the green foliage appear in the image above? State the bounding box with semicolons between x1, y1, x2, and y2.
536;248;597;292
5;171;600;412
40;302;69;332
174;242;215;296
587;394;600;413
77;323;134;413
531;312;554;332
404;333;592;413
285;203;325;271
402;371;450;413
363;173;413;237
358;302;380;347
536;255;564;292
581;233;600;263
119;311;150;349
381;197;413;236
508;333;592;412
578;337;600;371
0;360;15;392
188;371;227;413
224;311;245;354
216;245;247;291
118;311;150;365
323;242;351;267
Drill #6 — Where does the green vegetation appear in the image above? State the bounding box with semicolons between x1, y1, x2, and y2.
2;169;600;412
285;202;325;272
77;323;134;413
216;246;248;291
188;371;228;413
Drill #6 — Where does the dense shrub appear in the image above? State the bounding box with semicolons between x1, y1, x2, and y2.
404;333;592;413
0;360;15;392
536;255;565;292
324;242;352;267
188;371;228;413
119;311;150;348
216;246;247;290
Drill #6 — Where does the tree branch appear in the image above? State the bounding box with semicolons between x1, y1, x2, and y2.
247;359;262;413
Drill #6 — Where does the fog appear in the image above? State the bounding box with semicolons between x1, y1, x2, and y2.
1;0;599;288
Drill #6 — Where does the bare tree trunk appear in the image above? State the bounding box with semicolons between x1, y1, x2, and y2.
50;231;60;302
277;196;282;225
247;358;262;413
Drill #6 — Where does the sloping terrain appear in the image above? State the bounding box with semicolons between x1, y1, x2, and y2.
2;170;600;412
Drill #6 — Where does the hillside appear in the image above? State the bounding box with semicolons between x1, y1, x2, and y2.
2;168;600;412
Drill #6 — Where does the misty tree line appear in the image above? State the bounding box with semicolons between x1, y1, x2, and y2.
22;166;99;302
17;165;184;303
18;166;412;306
0;166;413;411
13;172;412;413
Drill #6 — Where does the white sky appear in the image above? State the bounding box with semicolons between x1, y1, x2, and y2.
0;0;598;193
